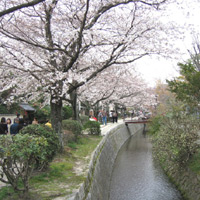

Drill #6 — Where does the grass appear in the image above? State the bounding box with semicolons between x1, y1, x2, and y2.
189;149;200;175
0;187;15;200
0;135;102;200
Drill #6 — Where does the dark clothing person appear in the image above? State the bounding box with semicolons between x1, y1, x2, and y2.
112;112;118;123
115;112;118;123
10;123;19;135
0;123;8;134
18;118;24;131
131;110;134;119
0;117;8;134
10;118;20;135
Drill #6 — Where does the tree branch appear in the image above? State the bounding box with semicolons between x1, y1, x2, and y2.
91;87;117;106
0;28;71;55
64;0;90;72
0;0;45;17
86;0;167;30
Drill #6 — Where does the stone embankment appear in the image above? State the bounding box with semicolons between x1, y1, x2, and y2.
157;130;200;200
71;123;143;200
163;164;200;200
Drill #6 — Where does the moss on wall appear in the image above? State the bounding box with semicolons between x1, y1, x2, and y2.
74;123;143;200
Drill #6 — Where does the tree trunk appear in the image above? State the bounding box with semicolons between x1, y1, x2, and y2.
50;96;63;150
83;101;90;116
70;90;78;120
69;80;79;120
94;103;100;118
114;103;119;112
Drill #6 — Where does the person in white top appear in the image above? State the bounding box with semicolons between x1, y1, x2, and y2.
6;118;12;135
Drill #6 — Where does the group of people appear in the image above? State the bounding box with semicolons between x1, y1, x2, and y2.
31;117;52;128
98;110;118;125
0;113;53;135
111;111;118;123
0;115;23;135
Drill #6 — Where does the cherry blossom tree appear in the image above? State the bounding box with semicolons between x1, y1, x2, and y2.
0;0;175;148
78;66;151;116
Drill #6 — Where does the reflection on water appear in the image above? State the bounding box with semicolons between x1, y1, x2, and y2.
109;130;183;200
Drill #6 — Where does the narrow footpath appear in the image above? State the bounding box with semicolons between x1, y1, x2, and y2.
100;119;124;136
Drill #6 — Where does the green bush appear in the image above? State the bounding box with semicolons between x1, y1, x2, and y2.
0;103;19;114
62;119;83;141
0;134;47;194
79;115;89;126
19;124;59;169
152;110;200;167
33;105;51;123
189;149;200;173
62;105;73;120
148;115;162;135
83;121;101;135
0;104;9;114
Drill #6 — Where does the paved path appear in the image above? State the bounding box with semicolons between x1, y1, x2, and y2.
100;119;124;136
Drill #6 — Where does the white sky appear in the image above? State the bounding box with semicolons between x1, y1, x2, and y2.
135;0;200;87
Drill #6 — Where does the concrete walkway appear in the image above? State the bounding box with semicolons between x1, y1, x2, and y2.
100;119;124;136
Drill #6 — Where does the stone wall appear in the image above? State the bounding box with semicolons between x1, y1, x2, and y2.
164;165;200;200
73;123;144;200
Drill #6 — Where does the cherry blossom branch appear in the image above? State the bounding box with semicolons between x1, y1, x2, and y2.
64;0;90;72
0;28;71;55
86;0;167;30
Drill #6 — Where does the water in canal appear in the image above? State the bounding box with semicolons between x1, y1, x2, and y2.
109;130;183;200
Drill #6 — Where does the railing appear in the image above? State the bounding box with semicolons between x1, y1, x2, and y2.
124;119;151;126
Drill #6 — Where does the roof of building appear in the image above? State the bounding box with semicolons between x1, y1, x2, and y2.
19;103;35;111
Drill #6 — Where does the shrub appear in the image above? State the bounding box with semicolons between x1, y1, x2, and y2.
62;120;83;141
83;121;101;135
0;134;47;195
33;105;51;123
148;115;162;135
62;105;73;120
79;115;89;126
0;104;9;114
19;124;59;169
153;110;200;167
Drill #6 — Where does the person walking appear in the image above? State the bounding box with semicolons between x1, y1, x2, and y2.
112;112;118;123
0;117;8;135
98;111;103;123
109;111;113;122
115;111;118;123
131;110;134;119
102;110;107;125
123;112;127;121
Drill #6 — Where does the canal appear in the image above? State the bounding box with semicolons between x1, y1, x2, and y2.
109;130;184;200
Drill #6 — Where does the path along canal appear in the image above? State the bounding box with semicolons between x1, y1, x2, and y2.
109;129;184;200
